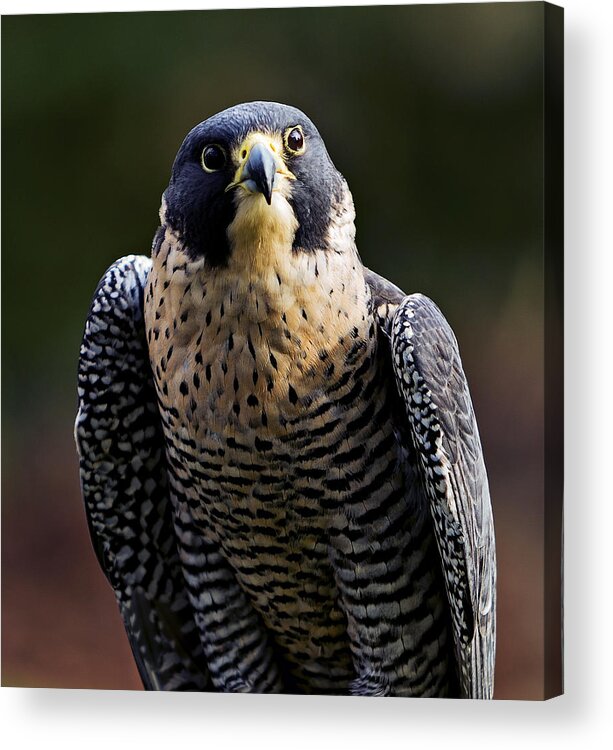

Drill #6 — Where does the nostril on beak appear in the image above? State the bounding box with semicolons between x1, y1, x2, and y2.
241;142;276;205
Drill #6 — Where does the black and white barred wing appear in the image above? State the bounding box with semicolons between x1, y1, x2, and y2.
75;255;211;691
390;293;496;699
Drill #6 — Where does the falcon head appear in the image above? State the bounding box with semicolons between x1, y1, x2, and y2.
161;102;350;267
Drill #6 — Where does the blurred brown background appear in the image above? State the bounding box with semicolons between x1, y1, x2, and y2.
2;3;553;698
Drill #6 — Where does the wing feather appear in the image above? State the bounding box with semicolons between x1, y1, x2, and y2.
365;269;496;699
75;254;211;691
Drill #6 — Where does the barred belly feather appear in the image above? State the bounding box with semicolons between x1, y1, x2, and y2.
143;227;457;696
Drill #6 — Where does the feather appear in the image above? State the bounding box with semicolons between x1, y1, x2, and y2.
366;278;496;699
75;255;211;691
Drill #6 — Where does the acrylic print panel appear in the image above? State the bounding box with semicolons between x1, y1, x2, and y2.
1;1;563;699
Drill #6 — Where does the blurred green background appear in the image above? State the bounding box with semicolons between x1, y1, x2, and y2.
2;3;550;698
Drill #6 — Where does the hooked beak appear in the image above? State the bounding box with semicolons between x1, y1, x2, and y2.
225;136;294;205
239;142;276;205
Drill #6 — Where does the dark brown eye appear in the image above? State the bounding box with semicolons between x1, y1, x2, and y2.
201;144;226;172
285;126;305;154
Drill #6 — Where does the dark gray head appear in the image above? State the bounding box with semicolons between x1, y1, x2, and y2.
161;102;347;266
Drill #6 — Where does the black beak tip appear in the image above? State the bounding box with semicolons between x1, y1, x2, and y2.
244;142;276;206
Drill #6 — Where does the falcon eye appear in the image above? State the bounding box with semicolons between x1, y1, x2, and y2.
201;144;226;172
284;126;305;155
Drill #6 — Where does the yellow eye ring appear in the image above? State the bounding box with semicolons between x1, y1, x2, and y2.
284;126;305;155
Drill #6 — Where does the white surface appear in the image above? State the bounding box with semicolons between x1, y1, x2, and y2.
2;0;613;748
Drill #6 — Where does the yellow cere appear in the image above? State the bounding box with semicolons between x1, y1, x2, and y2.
226;131;296;197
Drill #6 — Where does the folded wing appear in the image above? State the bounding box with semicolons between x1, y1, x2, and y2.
366;269;496;698
75;255;210;691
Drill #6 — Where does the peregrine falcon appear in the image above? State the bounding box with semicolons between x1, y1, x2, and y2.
76;101;496;698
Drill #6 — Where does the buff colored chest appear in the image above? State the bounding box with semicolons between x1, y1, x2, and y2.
143;230;406;689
